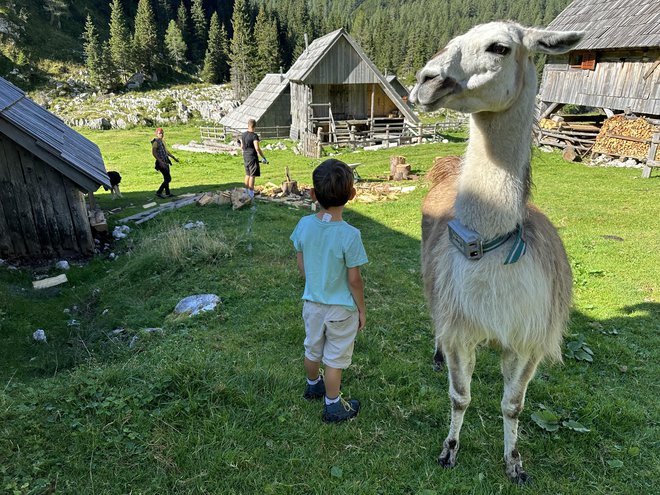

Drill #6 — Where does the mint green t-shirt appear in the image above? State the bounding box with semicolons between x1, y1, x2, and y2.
290;215;368;310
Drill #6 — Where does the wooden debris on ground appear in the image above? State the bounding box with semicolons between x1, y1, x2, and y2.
33;274;68;289
592;115;660;159
230;188;252;210
354;183;416;203
119;194;202;224
88;208;108;233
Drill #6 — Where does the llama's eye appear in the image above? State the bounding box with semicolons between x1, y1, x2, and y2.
486;43;510;56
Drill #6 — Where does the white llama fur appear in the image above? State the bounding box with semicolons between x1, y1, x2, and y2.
410;22;582;484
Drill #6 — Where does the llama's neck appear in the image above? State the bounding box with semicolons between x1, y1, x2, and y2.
455;69;535;239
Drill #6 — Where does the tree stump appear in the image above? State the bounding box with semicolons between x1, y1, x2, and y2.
394;163;412;180
390;155;406;178
562;144;578;162
282;165;299;195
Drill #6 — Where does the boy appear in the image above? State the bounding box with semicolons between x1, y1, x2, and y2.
290;159;368;423
239;119;268;198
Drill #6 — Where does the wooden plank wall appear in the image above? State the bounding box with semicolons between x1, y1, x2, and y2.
306;37;380;85
0;134;94;259
290;83;310;140
540;49;660;115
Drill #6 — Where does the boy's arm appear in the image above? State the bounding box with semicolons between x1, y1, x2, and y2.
347;266;366;330
296;252;305;279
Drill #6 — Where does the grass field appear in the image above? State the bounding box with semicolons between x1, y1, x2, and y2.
1;126;658;494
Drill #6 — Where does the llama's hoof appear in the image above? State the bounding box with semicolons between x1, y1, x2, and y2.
506;463;531;485
438;440;458;468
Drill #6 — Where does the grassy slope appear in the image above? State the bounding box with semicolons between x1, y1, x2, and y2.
0;127;658;494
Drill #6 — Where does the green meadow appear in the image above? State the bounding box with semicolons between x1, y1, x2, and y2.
1;126;658;494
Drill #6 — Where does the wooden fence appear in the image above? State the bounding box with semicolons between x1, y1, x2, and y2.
205;125;292;141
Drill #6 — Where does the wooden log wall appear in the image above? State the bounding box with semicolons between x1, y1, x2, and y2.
0;134;94;259
540;48;660;116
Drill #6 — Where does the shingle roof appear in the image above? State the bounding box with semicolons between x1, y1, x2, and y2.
0;77;109;191
220;73;289;130
547;0;660;50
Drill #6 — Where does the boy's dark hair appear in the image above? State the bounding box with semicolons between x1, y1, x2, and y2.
312;159;354;208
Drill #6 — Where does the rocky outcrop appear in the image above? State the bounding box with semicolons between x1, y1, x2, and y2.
33;84;238;130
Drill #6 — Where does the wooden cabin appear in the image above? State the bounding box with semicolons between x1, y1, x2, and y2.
221;29;417;155
286;28;418;147
0;77;110;260
539;0;660;119
220;73;291;138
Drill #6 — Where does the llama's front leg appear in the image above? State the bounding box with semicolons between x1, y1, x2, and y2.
501;350;541;485
438;344;476;468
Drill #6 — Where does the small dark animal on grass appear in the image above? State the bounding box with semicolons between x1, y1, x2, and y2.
104;171;122;199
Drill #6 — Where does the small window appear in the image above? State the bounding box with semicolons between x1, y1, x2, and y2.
570;51;597;70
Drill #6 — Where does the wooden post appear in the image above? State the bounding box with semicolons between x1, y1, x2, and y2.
88;191;98;210
642;132;660;178
370;84;375;140
418;122;423;144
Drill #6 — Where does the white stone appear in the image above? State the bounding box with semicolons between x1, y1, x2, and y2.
174;294;221;316
33;329;47;342
55;260;70;270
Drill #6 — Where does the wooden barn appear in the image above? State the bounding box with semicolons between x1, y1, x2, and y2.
539;0;660;119
287;28;418;144
219;73;291;138
0;77;110;260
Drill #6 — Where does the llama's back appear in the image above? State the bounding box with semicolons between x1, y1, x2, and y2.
421;156;461;301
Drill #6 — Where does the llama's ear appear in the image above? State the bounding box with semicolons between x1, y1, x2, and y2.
523;29;584;55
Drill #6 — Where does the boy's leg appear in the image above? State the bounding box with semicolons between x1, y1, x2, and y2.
324;366;342;399
304;357;321;381
302;302;326;400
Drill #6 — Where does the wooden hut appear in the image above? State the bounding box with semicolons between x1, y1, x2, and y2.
0;77;110;260
539;0;660;119
220;73;291;138
287;28;419;148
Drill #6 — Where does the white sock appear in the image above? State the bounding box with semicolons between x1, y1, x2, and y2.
307;376;321;385
325;395;340;405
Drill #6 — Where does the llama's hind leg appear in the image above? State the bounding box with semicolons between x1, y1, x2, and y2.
438;343;476;468
500;350;541;485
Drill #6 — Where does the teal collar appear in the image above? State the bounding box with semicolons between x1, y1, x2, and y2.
482;224;526;265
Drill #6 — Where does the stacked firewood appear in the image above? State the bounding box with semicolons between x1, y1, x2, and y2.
593;115;660;160
538;118;561;130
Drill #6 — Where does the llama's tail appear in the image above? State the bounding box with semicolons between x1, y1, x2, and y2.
426;156;461;186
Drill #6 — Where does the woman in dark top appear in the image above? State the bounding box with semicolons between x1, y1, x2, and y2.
240;119;268;198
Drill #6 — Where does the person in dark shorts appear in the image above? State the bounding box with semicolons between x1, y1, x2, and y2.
239;119;268;198
151;127;179;198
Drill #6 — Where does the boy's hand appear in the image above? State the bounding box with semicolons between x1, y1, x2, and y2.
358;310;366;331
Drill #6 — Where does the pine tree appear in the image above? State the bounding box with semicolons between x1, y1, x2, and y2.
175;1;192;60
97;40;119;91
190;0;208;63
254;7;281;83
201;12;229;83
109;0;132;81
132;0;159;74
229;0;256;100
82;15;102;86
164;19;187;69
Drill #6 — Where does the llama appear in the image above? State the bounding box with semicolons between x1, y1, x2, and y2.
409;22;582;484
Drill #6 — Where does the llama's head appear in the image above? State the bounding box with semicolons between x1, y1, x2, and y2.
410;22;582;114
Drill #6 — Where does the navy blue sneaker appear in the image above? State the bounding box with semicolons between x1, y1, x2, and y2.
303;377;325;400
322;396;360;423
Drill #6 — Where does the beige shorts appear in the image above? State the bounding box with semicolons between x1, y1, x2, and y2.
303;301;359;369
